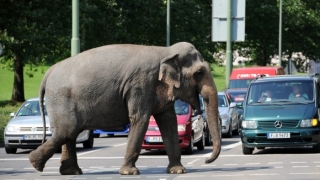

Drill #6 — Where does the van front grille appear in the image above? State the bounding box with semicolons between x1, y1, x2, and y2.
258;120;299;129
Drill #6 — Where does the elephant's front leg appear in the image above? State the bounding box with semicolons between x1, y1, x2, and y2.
120;115;150;175
154;110;186;174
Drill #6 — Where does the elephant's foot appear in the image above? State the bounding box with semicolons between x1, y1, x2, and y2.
29;150;45;172
166;164;186;174
59;166;83;175
119;165;140;175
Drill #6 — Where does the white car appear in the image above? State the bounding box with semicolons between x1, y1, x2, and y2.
218;92;239;138
4;98;94;154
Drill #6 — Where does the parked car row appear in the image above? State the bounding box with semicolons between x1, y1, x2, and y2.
4;95;225;155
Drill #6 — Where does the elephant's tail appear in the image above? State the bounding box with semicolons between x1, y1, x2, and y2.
40;67;53;144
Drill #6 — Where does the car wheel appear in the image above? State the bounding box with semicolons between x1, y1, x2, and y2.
94;134;100;138
107;134;114;137
205;128;212;146
184;135;194;155
196;132;205;150
224;121;233;138
83;130;94;149
5;147;17;154
233;121;240;135
242;143;254;155
312;144;320;153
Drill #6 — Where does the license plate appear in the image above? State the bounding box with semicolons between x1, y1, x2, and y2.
146;136;163;142
24;134;43;140
267;133;290;139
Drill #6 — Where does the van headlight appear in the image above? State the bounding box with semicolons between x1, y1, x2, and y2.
242;120;257;129
177;124;186;132
300;119;318;127
6;126;20;132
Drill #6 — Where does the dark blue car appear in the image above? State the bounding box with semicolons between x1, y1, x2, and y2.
94;124;130;137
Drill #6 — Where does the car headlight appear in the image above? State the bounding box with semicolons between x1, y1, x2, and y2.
6;126;20;132
242;120;257;129
220;114;229;121
300;119;318;127
178;124;186;132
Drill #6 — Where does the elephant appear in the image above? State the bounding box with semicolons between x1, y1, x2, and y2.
28;42;221;175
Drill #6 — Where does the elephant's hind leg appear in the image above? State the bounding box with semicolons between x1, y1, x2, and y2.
60;139;82;175
29;136;65;172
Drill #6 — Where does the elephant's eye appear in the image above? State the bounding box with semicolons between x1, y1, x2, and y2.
193;70;204;82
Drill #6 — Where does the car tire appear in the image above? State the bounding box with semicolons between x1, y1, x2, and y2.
184;135;194;155
312;144;320;153
242;143;254;155
83;130;94;149
233;121;240;135
205;128;212;146
94;134;100;138
5;147;17;154
196;132;205;150
107;134;114;137
257;147;265;150
224;120;233;138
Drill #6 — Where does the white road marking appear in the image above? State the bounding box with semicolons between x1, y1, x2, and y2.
290;173;320;175
187;158;200;165
77;143;127;156
290;162;307;164
274;166;283;168
245;163;260;165
268;162;283;164
0;168;13;170
223;164;238;166
249;173;279;176
212;174;244;177
203;141;241;157
292;166;309;168
201;164;216;167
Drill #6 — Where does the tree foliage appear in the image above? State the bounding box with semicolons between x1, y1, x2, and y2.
1;0;320;102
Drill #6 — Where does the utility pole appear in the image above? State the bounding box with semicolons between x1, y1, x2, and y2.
278;0;282;66
166;0;170;46
225;0;233;87
71;0;80;56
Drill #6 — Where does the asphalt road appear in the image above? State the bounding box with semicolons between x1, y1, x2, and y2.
1;135;320;180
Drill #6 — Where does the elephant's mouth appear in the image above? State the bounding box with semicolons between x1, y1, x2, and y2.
192;89;202;113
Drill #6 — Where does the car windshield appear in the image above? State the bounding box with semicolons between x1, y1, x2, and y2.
228;91;246;102
174;100;189;115
247;80;314;104
229;79;252;88
16;100;47;116
218;95;228;107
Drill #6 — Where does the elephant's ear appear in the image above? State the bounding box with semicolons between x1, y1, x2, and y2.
158;54;181;88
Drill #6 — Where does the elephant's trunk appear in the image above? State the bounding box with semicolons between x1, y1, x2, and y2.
199;75;221;163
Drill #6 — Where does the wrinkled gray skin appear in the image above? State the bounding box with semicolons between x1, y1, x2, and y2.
29;42;221;175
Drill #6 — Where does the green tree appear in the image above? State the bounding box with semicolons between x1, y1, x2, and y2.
0;0;71;102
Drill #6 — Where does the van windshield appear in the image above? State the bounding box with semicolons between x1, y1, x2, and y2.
247;80;314;104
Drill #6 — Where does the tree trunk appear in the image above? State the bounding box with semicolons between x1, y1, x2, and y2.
11;51;25;102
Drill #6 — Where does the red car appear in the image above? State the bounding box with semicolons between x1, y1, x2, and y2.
141;100;205;154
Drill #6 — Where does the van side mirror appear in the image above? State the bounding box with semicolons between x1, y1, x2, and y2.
230;102;237;108
192;109;202;117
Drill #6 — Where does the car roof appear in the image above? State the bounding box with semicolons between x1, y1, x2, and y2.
225;88;247;92
251;75;318;83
